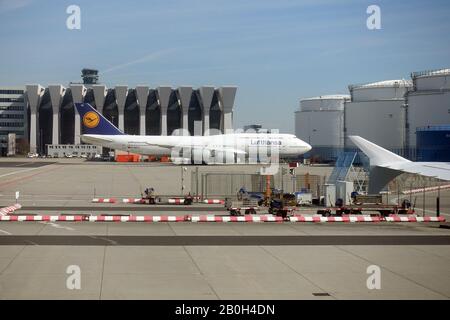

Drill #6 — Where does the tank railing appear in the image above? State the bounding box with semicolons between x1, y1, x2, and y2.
411;69;450;78
348;81;412;91
416;125;450;131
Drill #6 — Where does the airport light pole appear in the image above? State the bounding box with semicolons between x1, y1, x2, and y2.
195;166;199;202
423;182;426;217
437;183;440;217
409;182;413;205
181;166;187;196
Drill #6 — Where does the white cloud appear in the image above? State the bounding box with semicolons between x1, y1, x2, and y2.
0;0;33;14
102;49;177;74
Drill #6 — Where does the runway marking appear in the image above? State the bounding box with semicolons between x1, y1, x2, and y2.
0;165;61;188
38;221;75;231
0;167;43;179
14;163;32;167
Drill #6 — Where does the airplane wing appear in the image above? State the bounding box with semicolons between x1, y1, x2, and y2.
349;135;450;181
383;161;450;180
349;135;450;192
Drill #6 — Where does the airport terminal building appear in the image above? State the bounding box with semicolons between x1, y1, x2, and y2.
0;87;28;155
18;84;237;155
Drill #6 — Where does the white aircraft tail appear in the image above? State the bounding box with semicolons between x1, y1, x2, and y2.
348;136;410;167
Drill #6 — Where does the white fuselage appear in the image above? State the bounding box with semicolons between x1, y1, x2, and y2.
81;133;311;159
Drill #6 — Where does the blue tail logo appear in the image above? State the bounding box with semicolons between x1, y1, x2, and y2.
83;111;100;128
75;103;124;135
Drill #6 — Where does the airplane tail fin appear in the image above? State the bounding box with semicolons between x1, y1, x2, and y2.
348;136;410;167
75;103;124;135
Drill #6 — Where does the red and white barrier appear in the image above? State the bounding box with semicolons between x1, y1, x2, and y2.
385;216;445;222
403;184;450;195
88;215;186;222
289;215;383;223
0;204;22;216
191;215;283;223
203;199;225;204
229;207;259;211
0;214;445;223
0;215;187;222
0;215;85;222
122;198;144;204
92;198;117;203
168;198;185;204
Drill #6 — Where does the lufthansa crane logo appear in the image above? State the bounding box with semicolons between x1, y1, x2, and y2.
83;111;100;128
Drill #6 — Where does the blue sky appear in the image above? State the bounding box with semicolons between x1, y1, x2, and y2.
0;0;449;133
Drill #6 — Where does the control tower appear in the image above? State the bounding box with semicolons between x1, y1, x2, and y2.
81;68;99;84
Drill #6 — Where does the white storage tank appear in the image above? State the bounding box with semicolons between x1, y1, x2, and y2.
345;79;412;154
349;80;412;101
295;95;349;161
300;95;347;111
412;68;450;91
407;69;450;152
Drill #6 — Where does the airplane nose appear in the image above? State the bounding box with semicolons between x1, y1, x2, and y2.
305;142;312;152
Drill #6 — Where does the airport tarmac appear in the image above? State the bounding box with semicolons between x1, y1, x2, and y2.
0;158;449;299
0;158;448;216
0;223;449;299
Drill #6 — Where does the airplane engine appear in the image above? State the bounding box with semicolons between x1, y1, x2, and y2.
210;150;236;164
190;149;210;165
190;149;237;165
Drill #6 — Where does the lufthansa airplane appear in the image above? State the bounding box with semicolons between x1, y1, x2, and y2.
75;103;312;164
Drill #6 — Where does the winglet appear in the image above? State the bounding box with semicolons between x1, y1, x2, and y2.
349;136;410;167
75;103;124;135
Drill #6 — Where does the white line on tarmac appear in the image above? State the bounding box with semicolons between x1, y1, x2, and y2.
0;229;12;235
0;167;44;179
38;221;75;231
15;163;31;167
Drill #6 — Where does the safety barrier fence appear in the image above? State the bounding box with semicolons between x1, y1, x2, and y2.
0;214;444;223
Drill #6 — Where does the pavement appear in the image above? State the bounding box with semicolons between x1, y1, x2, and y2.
0;158;449;299
1;234;450;246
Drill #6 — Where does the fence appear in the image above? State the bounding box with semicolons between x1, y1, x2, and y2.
190;170;328;199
